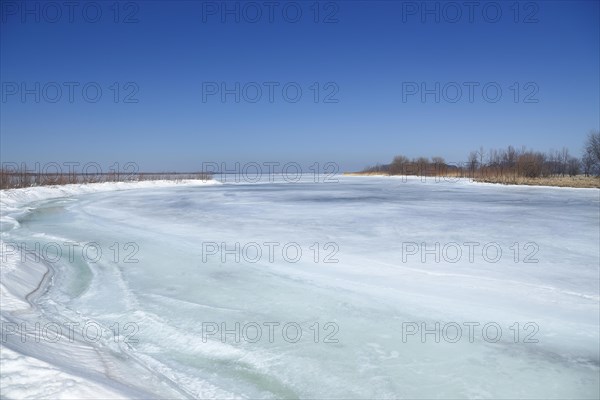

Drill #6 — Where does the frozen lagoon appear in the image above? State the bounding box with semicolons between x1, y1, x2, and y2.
1;176;599;399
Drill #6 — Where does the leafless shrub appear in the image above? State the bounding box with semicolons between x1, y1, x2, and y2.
0;165;212;190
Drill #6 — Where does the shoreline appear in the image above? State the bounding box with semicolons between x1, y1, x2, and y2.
1;177;221;318
1;177;598;398
0;179;221;398
1;178;221;208
344;172;600;189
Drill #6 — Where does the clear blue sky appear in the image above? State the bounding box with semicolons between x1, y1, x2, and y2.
1;0;599;172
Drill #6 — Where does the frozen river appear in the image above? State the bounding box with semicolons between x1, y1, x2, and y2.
1;176;599;398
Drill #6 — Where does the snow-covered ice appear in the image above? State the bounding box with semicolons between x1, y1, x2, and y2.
1;176;598;398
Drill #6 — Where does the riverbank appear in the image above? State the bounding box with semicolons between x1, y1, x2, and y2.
1;177;599;398
344;172;600;189
0;179;220;399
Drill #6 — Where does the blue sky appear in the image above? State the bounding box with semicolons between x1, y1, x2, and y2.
1;0;599;172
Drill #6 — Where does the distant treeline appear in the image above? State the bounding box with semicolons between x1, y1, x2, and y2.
0;170;212;190
363;131;600;179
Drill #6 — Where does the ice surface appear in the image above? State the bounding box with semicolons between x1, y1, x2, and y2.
1;176;599;398
1;180;221;399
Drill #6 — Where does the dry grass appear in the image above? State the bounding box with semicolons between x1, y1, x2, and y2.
343;172;389;176
345;171;600;188
474;175;600;189
0;170;212;190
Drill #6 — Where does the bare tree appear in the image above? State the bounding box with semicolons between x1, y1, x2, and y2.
431;156;445;176
390;155;409;175
468;151;478;175
414;157;429;175
582;152;594;177
584;130;600;176
560;147;570;177
477;146;485;167
567;157;581;177
517;151;545;178
503;145;517;167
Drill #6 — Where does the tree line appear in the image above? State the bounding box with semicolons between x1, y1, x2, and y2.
363;131;600;179
0;171;212;190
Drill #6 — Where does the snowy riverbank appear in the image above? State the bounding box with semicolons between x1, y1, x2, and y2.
1;179;221;399
1;177;598;398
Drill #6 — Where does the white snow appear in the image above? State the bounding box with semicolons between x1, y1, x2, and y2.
1;179;221;399
1;176;598;398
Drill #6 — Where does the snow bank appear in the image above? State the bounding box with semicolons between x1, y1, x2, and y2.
1;179;220;399
2;179;220;214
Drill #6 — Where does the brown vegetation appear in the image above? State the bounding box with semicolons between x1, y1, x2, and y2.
474;175;600;189
0;167;212;190
357;131;600;189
